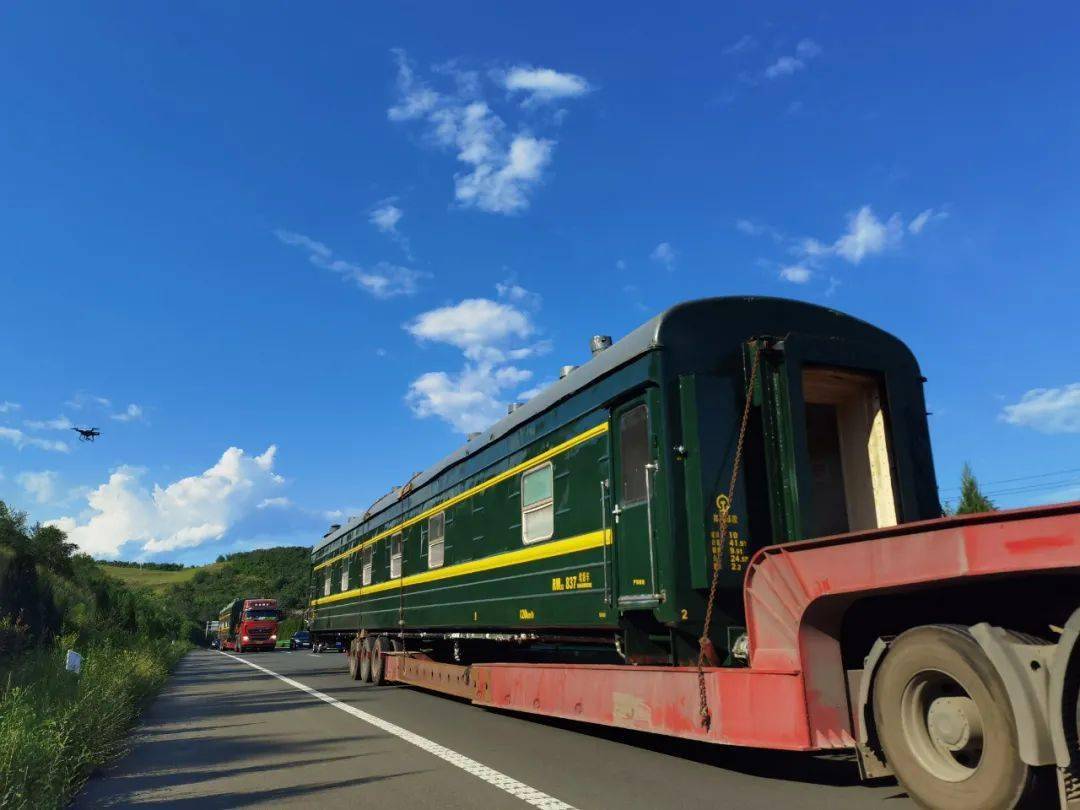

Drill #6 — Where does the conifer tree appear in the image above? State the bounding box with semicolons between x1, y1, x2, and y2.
956;463;996;514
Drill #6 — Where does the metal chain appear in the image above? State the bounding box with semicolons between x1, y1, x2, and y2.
697;341;764;730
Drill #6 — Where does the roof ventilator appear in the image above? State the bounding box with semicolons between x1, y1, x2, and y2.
590;335;612;355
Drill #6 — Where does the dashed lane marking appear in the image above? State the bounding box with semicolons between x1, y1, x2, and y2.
218;650;576;809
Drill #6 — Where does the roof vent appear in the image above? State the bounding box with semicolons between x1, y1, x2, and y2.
466;431;482;441
590;335;612;355
560;364;577;379
506;401;524;414
323;523;341;537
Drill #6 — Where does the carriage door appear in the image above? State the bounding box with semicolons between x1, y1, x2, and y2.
611;395;661;608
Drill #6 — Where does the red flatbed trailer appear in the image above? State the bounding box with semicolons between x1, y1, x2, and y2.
362;501;1080;809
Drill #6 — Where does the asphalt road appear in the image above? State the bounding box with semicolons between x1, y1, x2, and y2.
76;648;912;809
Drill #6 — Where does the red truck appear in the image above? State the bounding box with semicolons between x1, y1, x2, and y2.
217;598;280;653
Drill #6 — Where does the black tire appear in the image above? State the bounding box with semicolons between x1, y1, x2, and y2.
371;635;387;686
348;639;363;680
872;625;1046;810
360;636;374;683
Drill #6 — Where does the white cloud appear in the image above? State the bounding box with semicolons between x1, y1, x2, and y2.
388;51;586;215
370;203;403;235
764;39;822;80
650;242;676;270
723;35;757;55
504;67;591;105
908;207;949;234
404;287;549;434
796;39;822;59
24;415;73;431
275;229;424;298
17;470;59;504
49;446;284;558
453;128;554;214
834;206;904;264
517;380;556;402
0;401;19;413
1000;384;1080;434
111;403;144;423
736;219;765;236
406;365;532;434
764;56;805;79
65;392;111;410
496;279;542;310
779;265;812;283
792;206;904;266
257;496;292;509
406;298;533;357
387;49;441;121
0;427;69;453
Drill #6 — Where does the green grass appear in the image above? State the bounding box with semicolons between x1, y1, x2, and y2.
0;638;191;809
97;562;223;593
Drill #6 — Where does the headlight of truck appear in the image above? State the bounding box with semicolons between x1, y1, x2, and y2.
270;634;277;640
242;635;249;641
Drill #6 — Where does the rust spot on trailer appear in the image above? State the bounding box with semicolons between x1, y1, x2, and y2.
612;691;651;728
1005;535;1073;553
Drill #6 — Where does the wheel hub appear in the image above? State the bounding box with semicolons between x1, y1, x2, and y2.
927;696;982;752
900;669;985;782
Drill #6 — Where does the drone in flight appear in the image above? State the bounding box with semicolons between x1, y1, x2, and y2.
71;426;102;442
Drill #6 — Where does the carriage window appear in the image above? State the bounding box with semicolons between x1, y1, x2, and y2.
340;560;349;592
362;545;373;585
323;572;331;596
428;512;445;569
390;533;403;578
619;405;650;504
521;463;554;544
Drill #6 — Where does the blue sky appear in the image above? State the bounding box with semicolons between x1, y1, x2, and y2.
1;3;1078;563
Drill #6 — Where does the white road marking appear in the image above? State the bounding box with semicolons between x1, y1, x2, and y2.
218;650;575;809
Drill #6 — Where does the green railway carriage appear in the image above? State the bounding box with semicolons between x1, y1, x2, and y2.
309;297;941;665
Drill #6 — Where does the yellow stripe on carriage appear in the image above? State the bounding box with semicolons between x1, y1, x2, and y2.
313;421;610;573
310;528;612;607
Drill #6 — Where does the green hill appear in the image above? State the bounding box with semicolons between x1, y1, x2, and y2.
97;562;223;593
161;546;312;624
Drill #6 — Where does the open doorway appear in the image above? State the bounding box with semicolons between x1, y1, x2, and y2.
802;367;899;538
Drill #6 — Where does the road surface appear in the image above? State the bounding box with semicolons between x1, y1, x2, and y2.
76;648;911;809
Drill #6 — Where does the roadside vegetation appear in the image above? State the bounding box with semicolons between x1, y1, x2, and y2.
0;501;196;810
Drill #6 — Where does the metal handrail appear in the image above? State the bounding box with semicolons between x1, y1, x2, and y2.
644;462;660;596
600;479;611;604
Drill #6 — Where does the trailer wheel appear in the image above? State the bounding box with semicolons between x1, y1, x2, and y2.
360;636;374;683
348;639;363;680
371;636;387;686
872;625;1043;810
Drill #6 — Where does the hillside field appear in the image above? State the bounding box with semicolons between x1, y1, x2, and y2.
97;562;223;593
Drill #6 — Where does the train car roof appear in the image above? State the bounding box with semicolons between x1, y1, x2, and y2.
313;296;905;555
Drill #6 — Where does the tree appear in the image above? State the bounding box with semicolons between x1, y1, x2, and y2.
956;463;996;514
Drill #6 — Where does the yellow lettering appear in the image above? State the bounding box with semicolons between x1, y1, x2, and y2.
519;608;535;620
